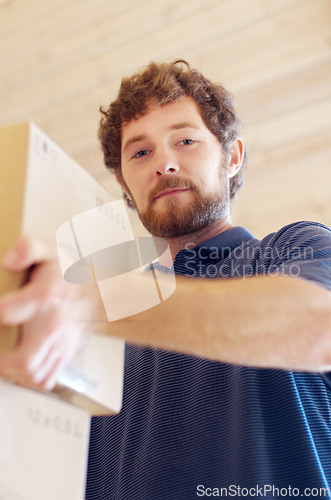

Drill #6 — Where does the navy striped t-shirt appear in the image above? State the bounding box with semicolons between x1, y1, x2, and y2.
86;221;331;500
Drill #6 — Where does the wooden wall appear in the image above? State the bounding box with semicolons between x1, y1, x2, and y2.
1;0;330;238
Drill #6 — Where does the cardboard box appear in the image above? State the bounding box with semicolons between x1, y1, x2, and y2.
0;121;125;415
0;377;90;500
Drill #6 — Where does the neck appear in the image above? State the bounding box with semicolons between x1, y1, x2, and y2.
161;214;233;264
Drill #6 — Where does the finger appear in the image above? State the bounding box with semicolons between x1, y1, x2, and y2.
28;328;72;387
38;360;65;391
0;340;50;386
0;309;85;387
2;332;81;391
36;345;74;391
0;325;63;388
2;236;58;272
0;259;69;326
0;304;61;379
27;346;63;389
0;282;41;325
33;321;89;390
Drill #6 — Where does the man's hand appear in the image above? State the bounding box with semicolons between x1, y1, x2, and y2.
0;237;92;390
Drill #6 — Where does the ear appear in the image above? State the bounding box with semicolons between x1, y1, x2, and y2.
227;137;245;179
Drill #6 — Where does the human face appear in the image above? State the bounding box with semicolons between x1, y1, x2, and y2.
120;96;231;238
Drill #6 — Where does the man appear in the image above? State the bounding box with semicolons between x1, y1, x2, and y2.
1;60;331;499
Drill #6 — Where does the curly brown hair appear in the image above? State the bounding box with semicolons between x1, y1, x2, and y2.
99;59;247;201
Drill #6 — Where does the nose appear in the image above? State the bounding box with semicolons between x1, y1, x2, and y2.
154;149;179;176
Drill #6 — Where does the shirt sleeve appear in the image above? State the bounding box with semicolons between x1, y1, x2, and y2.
262;221;331;292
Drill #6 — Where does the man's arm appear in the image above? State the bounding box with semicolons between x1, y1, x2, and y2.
0;236;331;391
111;273;331;372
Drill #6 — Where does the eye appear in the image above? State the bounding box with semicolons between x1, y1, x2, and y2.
132;149;150;159
177;139;196;146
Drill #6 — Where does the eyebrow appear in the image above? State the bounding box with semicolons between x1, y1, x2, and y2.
122;122;201;154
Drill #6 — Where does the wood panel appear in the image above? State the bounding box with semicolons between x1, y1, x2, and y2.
0;0;330;237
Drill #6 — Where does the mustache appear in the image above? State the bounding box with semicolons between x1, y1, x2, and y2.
148;178;195;203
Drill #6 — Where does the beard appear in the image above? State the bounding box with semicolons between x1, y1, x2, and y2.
133;174;230;238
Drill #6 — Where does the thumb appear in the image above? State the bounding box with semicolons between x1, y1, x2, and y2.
2;236;58;272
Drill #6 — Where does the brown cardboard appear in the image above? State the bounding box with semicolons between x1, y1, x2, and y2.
0;121;125;415
0;122;29;349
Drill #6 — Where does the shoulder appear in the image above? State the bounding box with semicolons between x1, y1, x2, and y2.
255;221;331;290
258;221;331;250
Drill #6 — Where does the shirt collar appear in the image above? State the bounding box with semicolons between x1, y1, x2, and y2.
173;226;256;272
